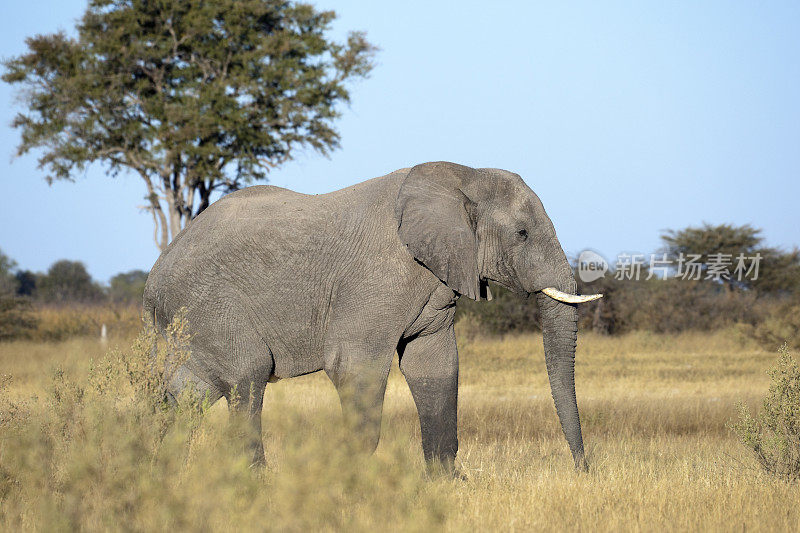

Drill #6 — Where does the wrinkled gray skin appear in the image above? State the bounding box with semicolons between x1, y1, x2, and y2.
144;162;587;472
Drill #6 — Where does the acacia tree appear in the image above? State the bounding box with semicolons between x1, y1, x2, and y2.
661;223;800;294
3;0;375;250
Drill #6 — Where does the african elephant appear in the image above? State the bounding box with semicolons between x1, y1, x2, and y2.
143;161;601;472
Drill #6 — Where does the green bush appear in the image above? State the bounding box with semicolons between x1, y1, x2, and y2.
737;300;800;351
108;270;148;305
731;344;800;482
0;296;37;341
457;276;768;337
456;284;540;335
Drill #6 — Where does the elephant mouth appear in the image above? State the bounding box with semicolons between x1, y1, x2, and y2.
483;276;528;297
481;278;603;304
540;287;603;304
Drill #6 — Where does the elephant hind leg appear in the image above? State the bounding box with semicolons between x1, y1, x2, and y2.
223;344;275;468
227;378;268;467
326;344;393;455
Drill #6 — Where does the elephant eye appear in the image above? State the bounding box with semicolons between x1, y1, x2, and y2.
517;229;528;240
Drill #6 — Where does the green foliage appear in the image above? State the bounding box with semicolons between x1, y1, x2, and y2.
108;269;148;304
456;283;539;335
0;313;445;530
0;250;141;343
580;277;763;335
457;274;770;338
737;299;800;351
753;247;800;295
36;260;104;304
0;250;37;341
0;249;144;343
0;297;37;342
661;223;800;294
458;222;797;337
575;273;620;334
2;0;377;249
13;271;37;297
662;222;762;264
732;345;800;482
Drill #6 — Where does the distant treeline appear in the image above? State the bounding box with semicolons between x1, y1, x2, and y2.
2;222;799;347
0;252;146;341
457;223;800;350
1;255;147;305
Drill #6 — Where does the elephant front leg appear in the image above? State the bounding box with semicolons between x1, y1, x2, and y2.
398;324;460;475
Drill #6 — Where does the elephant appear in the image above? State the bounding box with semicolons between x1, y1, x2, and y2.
143;161;601;473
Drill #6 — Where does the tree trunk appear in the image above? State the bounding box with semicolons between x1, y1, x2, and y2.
140;173;170;251
160;170;185;249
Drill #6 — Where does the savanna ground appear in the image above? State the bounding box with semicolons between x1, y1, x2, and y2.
1;318;798;531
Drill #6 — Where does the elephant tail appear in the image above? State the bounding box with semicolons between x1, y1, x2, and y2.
141;285;160;365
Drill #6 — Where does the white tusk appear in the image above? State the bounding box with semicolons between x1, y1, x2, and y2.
541;287;603;304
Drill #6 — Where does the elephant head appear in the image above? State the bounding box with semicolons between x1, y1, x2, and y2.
395;161;601;470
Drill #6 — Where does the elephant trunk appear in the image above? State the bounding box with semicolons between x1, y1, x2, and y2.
537;284;587;471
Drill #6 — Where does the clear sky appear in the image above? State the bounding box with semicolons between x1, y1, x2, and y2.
2;1;799;282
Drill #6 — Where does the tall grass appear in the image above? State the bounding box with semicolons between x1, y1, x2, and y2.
1;319;799;531
0;303;142;343
0;315;445;531
27;304;142;342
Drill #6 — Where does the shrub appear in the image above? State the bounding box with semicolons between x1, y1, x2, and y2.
457;276;767;337
456;284;540;335
108;270;148;305
0;296;37;341
2;304;143;342
731;344;800;481
576;276;767;335
737;299;800;351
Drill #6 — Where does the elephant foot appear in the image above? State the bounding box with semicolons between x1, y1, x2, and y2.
246;438;266;469
573;453;589;473
425;458;467;481
451;467;468;481
248;454;266;470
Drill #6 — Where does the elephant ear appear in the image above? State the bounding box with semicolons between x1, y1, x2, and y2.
395;162;481;300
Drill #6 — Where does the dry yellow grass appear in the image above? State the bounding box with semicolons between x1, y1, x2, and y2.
28;305;142;342
1;325;798;531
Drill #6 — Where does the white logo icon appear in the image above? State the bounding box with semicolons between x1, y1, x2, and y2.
577;250;608;283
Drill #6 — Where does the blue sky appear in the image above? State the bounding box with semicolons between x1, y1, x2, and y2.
2;1;799;282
